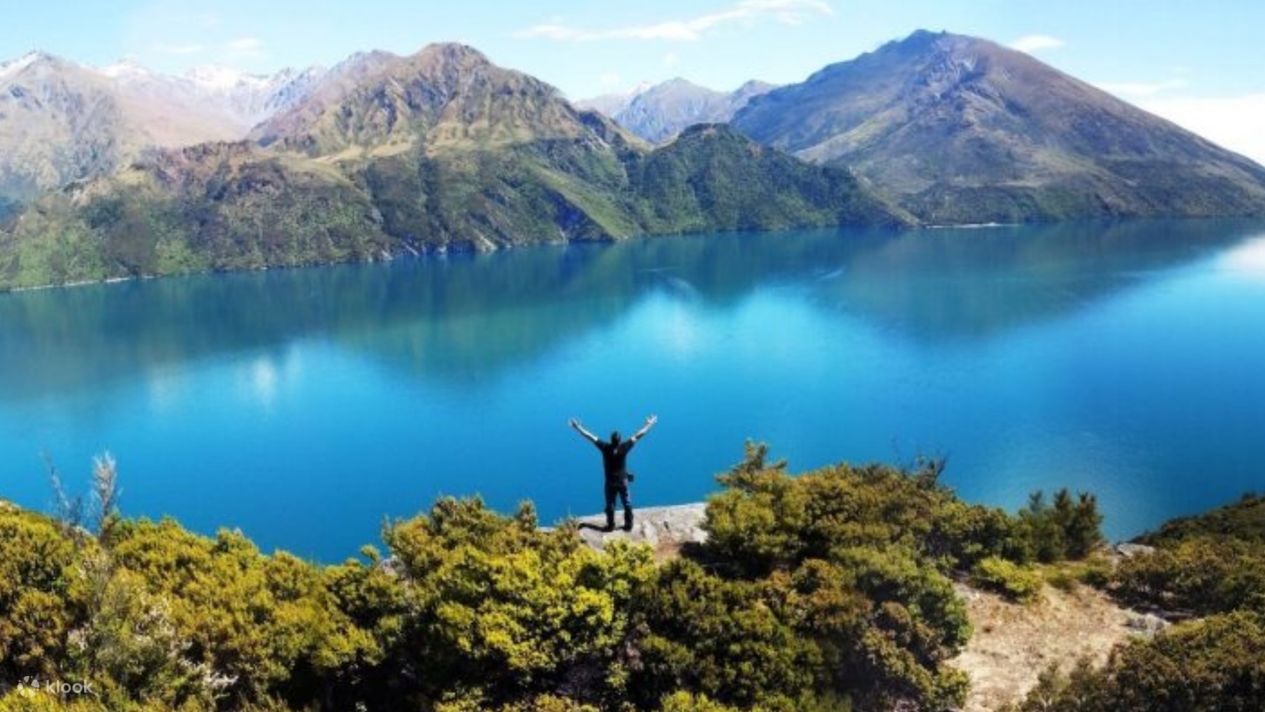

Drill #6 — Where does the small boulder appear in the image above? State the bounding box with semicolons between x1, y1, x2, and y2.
1125;612;1169;636
1115;543;1156;558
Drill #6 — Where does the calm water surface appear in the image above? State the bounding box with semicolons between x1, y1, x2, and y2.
3;220;1265;560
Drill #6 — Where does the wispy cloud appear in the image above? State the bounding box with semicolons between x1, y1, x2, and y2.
153;43;205;56
662;52;680;68
598;71;622;88
1009;35;1064;53
1095;78;1190;98
515;0;833;42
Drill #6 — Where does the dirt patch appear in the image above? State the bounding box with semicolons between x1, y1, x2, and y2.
950;581;1140;711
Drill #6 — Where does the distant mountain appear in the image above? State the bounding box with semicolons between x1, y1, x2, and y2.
0;45;907;289
0;52;149;202
250;44;606;155
573;81;653;118
581;78;775;144
0;51;322;202
105;60;325;139
732;30;1265;222
10;30;1265;290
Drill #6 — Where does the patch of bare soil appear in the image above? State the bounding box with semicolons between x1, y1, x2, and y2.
950;581;1142;711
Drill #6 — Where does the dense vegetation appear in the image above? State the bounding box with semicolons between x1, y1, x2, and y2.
1014;493;1265;711
11;447;1265;711
0;445;1102;711
0;122;910;291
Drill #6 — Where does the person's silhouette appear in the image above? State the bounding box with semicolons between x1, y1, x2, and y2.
569;415;657;531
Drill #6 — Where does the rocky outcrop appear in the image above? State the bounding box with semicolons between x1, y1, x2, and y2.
565;503;708;560
1115;542;1157;559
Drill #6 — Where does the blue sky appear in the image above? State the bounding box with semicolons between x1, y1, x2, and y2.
5;0;1265;160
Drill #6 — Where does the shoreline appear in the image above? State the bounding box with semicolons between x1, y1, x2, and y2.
6;215;1258;295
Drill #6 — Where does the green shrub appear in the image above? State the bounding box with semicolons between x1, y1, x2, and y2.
1040;556;1113;593
1077;557;1113;589
703;442;1025;577
1016;489;1103;563
1015;611;1265;712
1138;492;1265;546
1114;536;1265;615
630;558;820;710
1113;493;1265;615
971;556;1042;602
382;497;655;708
1044;567;1077;592
0;504;90;684
662;445;978;711
656;691;743;712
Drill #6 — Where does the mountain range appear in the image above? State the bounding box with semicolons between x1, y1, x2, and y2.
2;30;1265;290
0;44;906;289
0;52;324;204
578;78;775;144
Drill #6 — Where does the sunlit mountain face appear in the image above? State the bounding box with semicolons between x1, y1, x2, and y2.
0;51;325;201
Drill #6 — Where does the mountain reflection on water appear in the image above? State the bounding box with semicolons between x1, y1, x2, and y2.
2;219;1263;560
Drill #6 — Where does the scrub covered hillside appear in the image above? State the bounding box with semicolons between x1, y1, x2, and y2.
0;444;1116;712
1012;493;1265;711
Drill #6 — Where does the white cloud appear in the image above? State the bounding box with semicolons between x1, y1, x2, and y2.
1092;72;1265;164
1095;78;1190;98
153;43;205;56
598;71;622;88
1137;93;1265;165
662;52;680;68
515;0;833;42
1009;35;1064;53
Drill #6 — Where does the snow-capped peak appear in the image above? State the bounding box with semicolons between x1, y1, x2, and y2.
98;57;151;79
185;64;269;92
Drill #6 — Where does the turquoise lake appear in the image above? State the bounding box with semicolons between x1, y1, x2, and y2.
3;219;1265;560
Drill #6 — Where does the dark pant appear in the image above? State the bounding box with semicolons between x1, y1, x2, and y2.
604;478;632;529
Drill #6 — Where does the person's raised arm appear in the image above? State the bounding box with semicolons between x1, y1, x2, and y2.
630;414;658;443
569;418;600;444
